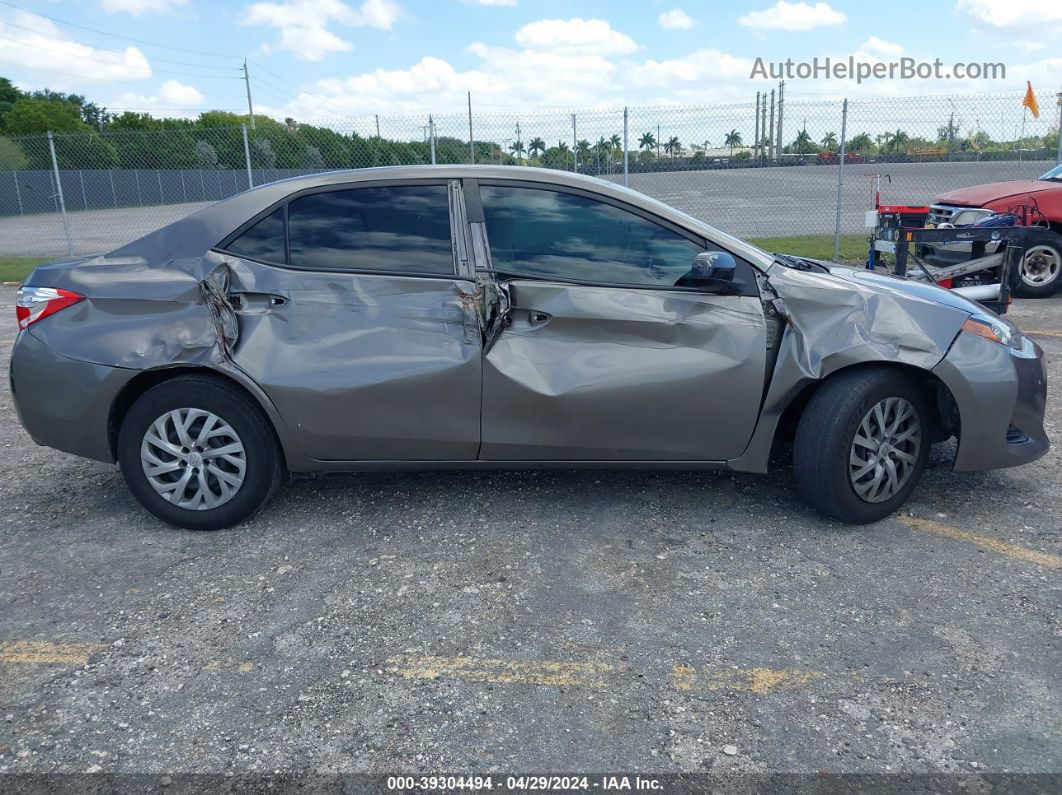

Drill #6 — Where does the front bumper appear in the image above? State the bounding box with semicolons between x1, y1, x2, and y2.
10;330;136;463
932;330;1049;471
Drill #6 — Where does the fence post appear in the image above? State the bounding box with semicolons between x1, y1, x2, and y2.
241;124;254;189
12;170;23;215
623;107;629;187
468;91;475;164
109;169;117;208
832;98;849;262
572;113;577;171
429;115;436;165
180;170;187;203
156;169;163;204
1056;92;1062;165
46;130;74;256
78;169;87;210
134;170;142;205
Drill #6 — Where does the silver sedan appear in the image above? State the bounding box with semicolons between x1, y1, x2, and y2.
11;166;1049;529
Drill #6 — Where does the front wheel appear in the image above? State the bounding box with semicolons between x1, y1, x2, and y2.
118;375;282;530
793;368;931;524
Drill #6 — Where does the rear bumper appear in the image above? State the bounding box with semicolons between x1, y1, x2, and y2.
10;330;135;463
932;330;1049;471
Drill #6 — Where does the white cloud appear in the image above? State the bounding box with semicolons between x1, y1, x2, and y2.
738;1;846;31
158;79;204;105
0;10;151;85
112;80;204;113
860;36;903;56
956;0;1062;28
658;8;695;30
101;0;187;14
241;0;402;60
628;49;752;86
514;18;638;55
464;0;517;5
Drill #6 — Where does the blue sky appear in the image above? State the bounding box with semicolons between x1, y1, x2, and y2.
1;0;1059;123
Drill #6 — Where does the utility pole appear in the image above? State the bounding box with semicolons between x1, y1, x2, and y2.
429;114;436;165
515;120;522;164
754;92;760;161
241;59;255;130
468;91;475;164
375;115;380;138
768;89;775;161
776;80;784;159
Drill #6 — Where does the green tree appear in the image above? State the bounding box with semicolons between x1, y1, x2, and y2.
790;130;816;154
638;131;656;152
0;136;28;169
724;129;742;156
821;131;838;150
2;97;86;135
847;132;875;154
576;138;591;164
528;136;546;158
664;135;681;157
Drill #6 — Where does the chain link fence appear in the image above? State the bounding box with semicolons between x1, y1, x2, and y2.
1;90;1058;260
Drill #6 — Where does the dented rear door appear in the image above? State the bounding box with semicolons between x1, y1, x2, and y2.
472;181;767;461
220;180;482;462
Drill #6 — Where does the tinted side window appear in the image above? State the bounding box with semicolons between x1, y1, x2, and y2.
226;207;286;263
480;185;703;287
287;185;453;274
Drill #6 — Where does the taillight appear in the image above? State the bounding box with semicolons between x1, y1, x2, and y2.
15;286;84;331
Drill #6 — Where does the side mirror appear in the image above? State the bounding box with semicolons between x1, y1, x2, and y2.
689;251;737;284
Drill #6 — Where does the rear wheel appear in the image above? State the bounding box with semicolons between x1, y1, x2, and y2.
1012;229;1062;298
793;368;931;524
118;376;282;530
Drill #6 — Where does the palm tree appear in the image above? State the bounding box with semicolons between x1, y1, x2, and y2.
576;138;592;164
888;129;910;153
848;132;874;154
664;136;681;158
555;140;570;152
510;138;526;162
791;130;816;154
528;136;546;159
609;133;621;151
638;131;656;152
821;131;838;151
724;129;742;156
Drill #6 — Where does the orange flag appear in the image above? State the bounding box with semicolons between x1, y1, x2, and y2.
1023;81;1040;118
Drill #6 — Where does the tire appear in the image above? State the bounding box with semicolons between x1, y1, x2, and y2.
117;375;282;531
1012;228;1062;298
793;367;931;524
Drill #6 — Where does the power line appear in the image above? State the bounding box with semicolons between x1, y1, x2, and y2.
0;0;239;59
0;16;235;70
250;60;303;92
0;36;241;79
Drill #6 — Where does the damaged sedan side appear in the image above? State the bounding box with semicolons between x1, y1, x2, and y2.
10;165;1049;530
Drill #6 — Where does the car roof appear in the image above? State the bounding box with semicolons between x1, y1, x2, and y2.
106;165;773;270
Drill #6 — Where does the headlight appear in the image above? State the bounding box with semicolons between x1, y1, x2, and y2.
960;313;1024;350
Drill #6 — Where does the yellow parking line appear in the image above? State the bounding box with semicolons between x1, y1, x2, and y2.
1025;329;1062;338
669;665;822;693
0;641;106;665
386;655;617;688
898;516;1062;570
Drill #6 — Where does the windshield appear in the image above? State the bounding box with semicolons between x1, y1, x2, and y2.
1040;164;1062;181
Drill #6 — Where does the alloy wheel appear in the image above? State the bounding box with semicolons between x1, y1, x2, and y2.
848;397;921;504
140;408;246;510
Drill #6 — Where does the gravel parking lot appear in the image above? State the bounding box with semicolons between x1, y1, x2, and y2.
0;284;1059;777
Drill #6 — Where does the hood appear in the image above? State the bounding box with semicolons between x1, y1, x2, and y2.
822;265;983;314
934;179;1057;207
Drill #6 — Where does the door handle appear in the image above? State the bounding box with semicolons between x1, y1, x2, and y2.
228;292;287;314
529;311;551;325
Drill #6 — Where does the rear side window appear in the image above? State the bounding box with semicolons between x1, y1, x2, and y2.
287;185;453;274
226;207;285;263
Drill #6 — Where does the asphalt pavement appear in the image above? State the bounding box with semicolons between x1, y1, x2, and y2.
0;285;1059;777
